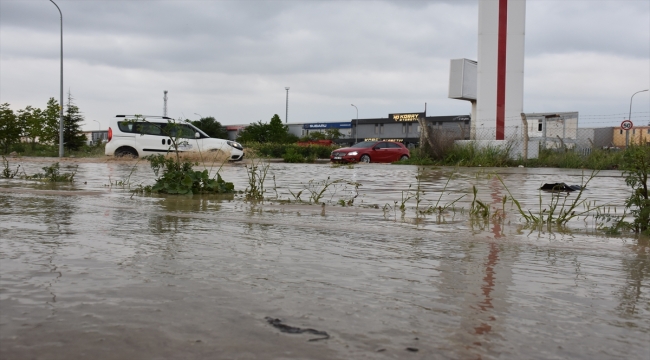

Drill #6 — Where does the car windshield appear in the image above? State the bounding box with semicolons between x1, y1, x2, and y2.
351;141;377;148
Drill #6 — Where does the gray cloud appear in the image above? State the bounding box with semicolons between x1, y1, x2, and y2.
0;0;648;129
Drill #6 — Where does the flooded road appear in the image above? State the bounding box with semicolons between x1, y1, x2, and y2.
1;159;649;359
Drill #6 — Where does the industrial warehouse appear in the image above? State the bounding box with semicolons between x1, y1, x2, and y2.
285;112;471;147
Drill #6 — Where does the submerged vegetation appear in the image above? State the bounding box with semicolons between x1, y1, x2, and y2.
2;156;77;182
135;154;234;195
2;156;20;179
497;171;603;227
25;162;78;182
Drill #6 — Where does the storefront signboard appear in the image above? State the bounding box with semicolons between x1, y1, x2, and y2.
389;113;425;122
303;122;352;129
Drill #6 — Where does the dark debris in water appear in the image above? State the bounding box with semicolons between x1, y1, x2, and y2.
539;183;585;192
265;317;330;341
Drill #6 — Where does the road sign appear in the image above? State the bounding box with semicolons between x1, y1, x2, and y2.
621;120;633;130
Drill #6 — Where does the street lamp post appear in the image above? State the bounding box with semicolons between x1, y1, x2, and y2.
351;104;358;144
93;120;100;130
285;87;290;123
627;89;649;147
194;113;203;120
49;0;64;158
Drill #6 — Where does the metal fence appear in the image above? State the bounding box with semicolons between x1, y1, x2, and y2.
420;124;648;159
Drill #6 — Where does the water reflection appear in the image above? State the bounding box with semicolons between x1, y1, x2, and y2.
617;240;650;317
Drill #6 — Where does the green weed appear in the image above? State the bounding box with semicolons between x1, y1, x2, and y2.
2;156;20;179
24;162;77;182
244;158;270;202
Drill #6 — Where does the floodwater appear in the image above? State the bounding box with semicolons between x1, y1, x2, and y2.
1;158;648;359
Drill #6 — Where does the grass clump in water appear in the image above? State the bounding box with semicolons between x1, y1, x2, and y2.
24;162;77;182
244;158;270;202
136;154;233;195
2;156;20;179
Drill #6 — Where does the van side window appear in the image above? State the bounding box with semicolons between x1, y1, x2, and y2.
141;123;163;136
118;121;164;136
118;121;134;133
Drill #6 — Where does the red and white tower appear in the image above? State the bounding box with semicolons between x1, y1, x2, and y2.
476;0;526;140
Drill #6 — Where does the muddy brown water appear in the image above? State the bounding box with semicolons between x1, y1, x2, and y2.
1;158;648;359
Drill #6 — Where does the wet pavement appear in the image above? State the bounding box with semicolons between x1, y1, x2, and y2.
1;159;649;359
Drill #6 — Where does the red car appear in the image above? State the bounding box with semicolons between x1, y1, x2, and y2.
330;141;410;163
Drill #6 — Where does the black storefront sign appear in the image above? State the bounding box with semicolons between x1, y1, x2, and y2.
389;112;425;122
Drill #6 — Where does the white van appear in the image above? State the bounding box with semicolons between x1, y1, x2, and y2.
104;115;244;161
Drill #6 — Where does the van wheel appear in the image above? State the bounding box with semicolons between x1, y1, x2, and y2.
115;148;138;158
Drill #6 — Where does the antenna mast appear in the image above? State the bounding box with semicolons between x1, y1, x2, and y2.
163;90;168;116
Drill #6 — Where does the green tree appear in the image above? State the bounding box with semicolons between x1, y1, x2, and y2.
17;105;45;149
301;131;326;141
268;114;288;142
63;92;87;151
190;116;228;139
0;103;22;154
237;114;298;144
324;129;342;140
236;120;268;143
41;98;62;145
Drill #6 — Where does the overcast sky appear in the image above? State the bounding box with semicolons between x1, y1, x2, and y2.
1;0;649;130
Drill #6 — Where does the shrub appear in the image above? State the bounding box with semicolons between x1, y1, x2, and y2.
139;154;234;195
243;142;337;161
621;145;650;235
397;147;435;165
283;148;306;163
443;142;512;167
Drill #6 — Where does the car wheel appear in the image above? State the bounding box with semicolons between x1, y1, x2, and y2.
115;148;138;158
399;155;409;161
360;154;371;163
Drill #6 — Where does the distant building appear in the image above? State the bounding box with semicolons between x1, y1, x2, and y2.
225;125;246;141
354;113;470;147
613;126;650;147
230;113;470;146
287;122;353;139
575;127;614;153
525;112;579;149
83;130;108;145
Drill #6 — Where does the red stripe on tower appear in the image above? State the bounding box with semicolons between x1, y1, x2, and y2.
496;0;508;140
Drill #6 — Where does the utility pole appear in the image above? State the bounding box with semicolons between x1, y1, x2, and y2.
628;89;648;147
351;104;358;144
49;0;64;157
285;87;290;123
